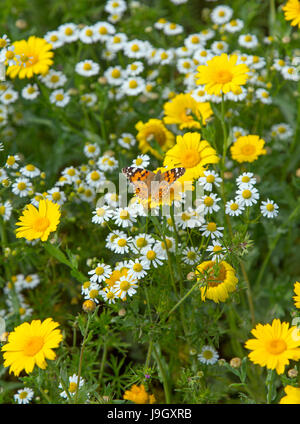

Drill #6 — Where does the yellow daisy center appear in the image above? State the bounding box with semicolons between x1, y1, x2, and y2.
215;69;233;84
69;382;77;393
266;339;287;355
204;196;214;207
242;189;252;199
133;263;142;272
181;149;200;168
241;144;256;156
146;250;156;260
120;280;131;291
206;222;217;232
266;204;274;212
95;266;104;275
33;217;50;232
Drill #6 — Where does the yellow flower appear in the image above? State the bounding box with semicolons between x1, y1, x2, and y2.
282;0;300;28
163;132;219;182
163;93;213;130
245;319;300;375
16;199;61;241
6;36;54;79
195;260;238;303
293;281;300;309
230;135;266;163
279;385;300;404
1;318;63;376
135;118;175;160
196;53;249;96
123;384;155;404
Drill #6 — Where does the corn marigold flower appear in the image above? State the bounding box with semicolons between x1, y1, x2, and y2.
15;199;61;241
282;0;300;28
293;282;300;309
1;318;62;376
123;384;155;404
164;132;219;182
135;118;175;160
196;260;238;303
245;319;300;375
230;135;266;163
279;385;300;404
6;36;53;79
163;93;213;130
196;53;249;96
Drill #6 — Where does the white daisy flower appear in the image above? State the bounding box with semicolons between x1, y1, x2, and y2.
236;186;260;207
99;287;117;304
198;170;222;192
114;275;138;300
193;48;213;65
58;23;79;43
80;93;98;107
21;83;39;100
206;240;225;261
84;282;101;303
256;88;272;104
83;142;100;158
184;34;204;51
104;65;126;86
211;40;229;55
127;258;150;279
12;177;32;197
281;65;300;82
79;25;99;44
0;200;12;221
236;172;256;188
97;155;118;172
141;245;165;268
210;5;233;25
20;164;40;178
175;209;202;229
44;30;64;49
124;39;148;59
107;32;128;52
49;89;70;107
131;154;150;168
176;58;196;74
109;232;132;254
105;0;127;15
14;388;34;404
224;19;244;33
238;34;258;49
190;86;210;103
0;88;18;104
260;199;279;218
46;187;67;205
198;345;219;365
225;199;245;216
182;246;201;265
200;222;224;239
163;22;184;36
112;207;137;228
75;60;100;77
62;166;79;183
126;61;144;76
41;70;67;89
200;193;221;215
154;237;176;259
130;233;155;254
85;169;105;188
118;132;136;149
270;123;293;140
231;126;248;141
59;374;85;398
120;76;145;96
22;274;40;290
94;21;116;41
92;205;113;225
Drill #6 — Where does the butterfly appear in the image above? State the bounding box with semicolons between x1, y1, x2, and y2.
122;167;186;202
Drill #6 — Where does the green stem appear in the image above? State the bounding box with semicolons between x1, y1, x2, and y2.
152;344;171;404
240;261;255;326
266;369;276;404
74;314;91;404
98;341;108;386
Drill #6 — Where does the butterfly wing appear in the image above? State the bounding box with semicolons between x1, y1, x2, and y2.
122;167;155;200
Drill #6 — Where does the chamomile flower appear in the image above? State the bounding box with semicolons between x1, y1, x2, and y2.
84;142;100;158
175;209;202;229
49;89;70;107
281;65;300;81
177;58;196;74
124;40;148;59
104;65;126;85
112;207;137;228
207;240;226;261
108;32;128;52
154;237;176;259
46;187;67;205
130;233;155;254
118;132;136;149
80;92;98;107
256;88;272;104
114;275;138;300
97;155;118;172
12;177;32;197
110;232;132;254
105;0;127;15
236;172;256;188
22;274;40;290
41;70;67;89
99;286;117;304
163;22;184;36
211;40;229;55
260;199;279;218
200;221;224;239
184;34;204;51
141;245;165;268
193;48;213;65
198;170;222;192
20;164;41;178
182;246;201;265
126;61;144;76
127;258;150;279
198;345;219;365
0;200;12;221
44;30;64;49
92;205;113;225
224;19;244;33
59;374;85;398
79;25;99;44
88;263;112;283
270;123;293;140
211;5;233;25
75;60;100;77
21;83;39;100
14;388;34;404
225;199;245;216
94;21;116;41
190;86;210;103
121;77;145;96
238;34;258;49
200;193;221;215
131;154;150;168
0;88;18;104
58;23;79;43
236;186;260;207
85;169;105;188
62;166;79;183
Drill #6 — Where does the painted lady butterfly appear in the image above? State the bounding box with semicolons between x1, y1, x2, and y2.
122;167;186;202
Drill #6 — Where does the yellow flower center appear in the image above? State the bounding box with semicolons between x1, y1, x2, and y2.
55;94;64;101
26;164;35;172
146;250;156;260
120;210;130;220
187;251;196;260
83;63;92;71
206;174;215;183
207;264;226;287
230;203;239;211
0;206;6;215
90;171;100;181
120;280;130;291
206;222;217;232
89;289;99;298
96;208;105;217
131;44;140;52
136;237;147;248
111;69;121;78
113;36;121;43
19;391;28;399
17;182;27;191
95;266;104;275
65;27;74;36
181;149;200;168
266;339;287;355
242;189;252;199
6;50;15;60
69;382;77;393
215;69;233;84
118;238;127;247
24;336;44;356
52;192;61;201
213;245;222;253
133;263;142;272
107;291;114;299
50;35;58;42
204;196;214;207
241;144;256;156
0;39;7;48
191;35;200;44
6;156;16;166
50;75;59;83
33;216;50;232
99;26;108;35
241;176;250;183
85;29;93;36
266;204;274;212
202;350;213;359
27;87;36;94
129;80;138;89
244;35;253;42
